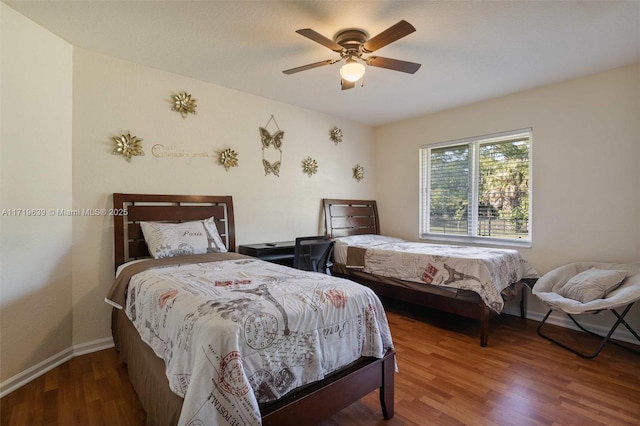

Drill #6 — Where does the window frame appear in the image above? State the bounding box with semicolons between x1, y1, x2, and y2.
419;128;533;248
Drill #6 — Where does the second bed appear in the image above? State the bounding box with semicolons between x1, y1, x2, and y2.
323;198;538;346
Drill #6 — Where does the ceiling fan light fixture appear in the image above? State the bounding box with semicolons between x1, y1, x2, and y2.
340;59;365;82
283;21;420;90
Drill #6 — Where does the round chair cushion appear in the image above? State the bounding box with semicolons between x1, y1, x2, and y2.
533;262;640;314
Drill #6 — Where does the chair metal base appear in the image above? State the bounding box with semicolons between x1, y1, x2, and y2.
537;303;640;359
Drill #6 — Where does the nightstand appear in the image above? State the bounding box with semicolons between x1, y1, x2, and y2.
238;241;295;267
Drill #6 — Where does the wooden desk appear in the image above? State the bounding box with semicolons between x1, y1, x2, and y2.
238;241;295;266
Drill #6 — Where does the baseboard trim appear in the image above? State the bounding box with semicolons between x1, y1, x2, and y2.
0;337;114;398
503;307;638;346
73;337;114;357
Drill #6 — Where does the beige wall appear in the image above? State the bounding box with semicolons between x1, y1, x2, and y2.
1;4;375;387
70;49;375;345
3;1;639;391
1;4;73;383
374;63;640;337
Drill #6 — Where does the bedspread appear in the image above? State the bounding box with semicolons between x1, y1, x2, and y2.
115;256;393;426
336;235;538;312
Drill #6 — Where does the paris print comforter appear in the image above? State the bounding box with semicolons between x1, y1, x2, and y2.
335;234;538;312
107;255;394;426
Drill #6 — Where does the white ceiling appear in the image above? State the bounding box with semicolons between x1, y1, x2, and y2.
5;0;640;127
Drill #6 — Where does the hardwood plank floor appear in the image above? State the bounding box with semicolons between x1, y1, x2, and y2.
2;301;639;425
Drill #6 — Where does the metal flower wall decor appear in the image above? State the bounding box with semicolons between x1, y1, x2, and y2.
329;126;343;145
218;147;239;171
112;132;144;161
171;91;197;118
301;157;318;177
352;164;365;182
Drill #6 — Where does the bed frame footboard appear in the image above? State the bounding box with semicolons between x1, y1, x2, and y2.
261;349;395;425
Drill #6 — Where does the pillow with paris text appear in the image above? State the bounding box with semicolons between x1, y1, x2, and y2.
140;217;227;259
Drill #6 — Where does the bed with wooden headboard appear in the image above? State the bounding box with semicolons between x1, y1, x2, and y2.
323;198;537;347
109;193;395;426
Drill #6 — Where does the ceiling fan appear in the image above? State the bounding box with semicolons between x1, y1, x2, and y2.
283;20;421;90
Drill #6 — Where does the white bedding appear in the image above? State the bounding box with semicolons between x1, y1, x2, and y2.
334;234;538;312
333;234;405;265
123;257;394;425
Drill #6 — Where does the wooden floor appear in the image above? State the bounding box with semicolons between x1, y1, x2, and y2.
2;300;639;425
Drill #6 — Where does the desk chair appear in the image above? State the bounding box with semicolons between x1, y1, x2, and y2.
293;236;334;274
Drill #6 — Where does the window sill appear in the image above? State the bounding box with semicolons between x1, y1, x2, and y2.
419;233;532;249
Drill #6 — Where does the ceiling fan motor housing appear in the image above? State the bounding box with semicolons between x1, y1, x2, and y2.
334;29;368;58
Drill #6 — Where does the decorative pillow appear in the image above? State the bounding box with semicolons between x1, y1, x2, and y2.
334;234;405;246
556;268;626;303
140;217;227;259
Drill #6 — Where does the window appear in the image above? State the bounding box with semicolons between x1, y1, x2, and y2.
420;128;532;246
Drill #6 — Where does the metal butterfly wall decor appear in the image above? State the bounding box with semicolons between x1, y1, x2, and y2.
259;115;284;177
259;127;284;150
262;158;281;176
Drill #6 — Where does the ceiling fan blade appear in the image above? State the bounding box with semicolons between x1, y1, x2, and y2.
341;78;355;90
296;28;344;52
283;59;337;75
362;20;416;53
366;56;421;74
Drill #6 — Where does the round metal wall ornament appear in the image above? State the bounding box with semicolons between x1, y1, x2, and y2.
329;126;343;145
301;157;318;177
112;132;144;161
352;164;365;182
171;91;197;118
218;147;239;171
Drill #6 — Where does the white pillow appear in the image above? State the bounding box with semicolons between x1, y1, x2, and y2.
555;268;626;303
334;234;405;246
140;217;227;259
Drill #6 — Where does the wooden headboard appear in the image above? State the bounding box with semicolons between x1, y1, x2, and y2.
323;199;380;238
113;193;236;270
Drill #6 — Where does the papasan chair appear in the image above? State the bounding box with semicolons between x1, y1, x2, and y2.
532;261;640;359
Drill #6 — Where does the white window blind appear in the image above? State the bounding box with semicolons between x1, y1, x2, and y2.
420;128;532;246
